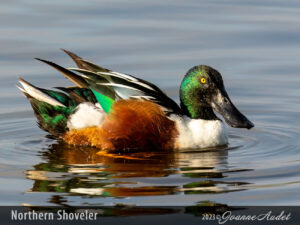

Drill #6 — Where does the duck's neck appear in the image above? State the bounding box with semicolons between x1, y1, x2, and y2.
180;102;219;120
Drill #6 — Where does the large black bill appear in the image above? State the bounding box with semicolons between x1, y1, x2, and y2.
211;90;254;129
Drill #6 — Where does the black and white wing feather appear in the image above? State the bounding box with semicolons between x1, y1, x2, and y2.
62;49;182;114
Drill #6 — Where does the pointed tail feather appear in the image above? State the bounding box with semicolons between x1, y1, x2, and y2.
18;78;65;107
17;78;76;136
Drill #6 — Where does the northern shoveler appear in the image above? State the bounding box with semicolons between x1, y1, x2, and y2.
18;49;254;151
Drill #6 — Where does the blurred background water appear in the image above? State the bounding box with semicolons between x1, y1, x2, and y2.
1;0;300;208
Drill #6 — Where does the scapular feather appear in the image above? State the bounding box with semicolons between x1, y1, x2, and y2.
61;51;181;114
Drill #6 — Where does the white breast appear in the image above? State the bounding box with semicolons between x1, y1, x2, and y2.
169;115;228;149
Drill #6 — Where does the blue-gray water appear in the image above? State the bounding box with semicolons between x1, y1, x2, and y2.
1;0;300;207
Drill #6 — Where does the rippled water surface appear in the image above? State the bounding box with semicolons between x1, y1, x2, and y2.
1;0;300;208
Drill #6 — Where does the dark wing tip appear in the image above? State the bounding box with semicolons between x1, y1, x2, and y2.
34;58;52;65
34;57;44;61
60;48;87;69
35;58;66;71
60;48;68;53
60;48;82;59
34;57;88;88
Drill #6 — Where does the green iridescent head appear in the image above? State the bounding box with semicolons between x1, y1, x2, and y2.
180;65;254;129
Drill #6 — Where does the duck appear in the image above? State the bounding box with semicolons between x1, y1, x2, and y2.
17;49;254;152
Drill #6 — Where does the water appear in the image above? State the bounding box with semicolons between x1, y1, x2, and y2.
1;0;300;208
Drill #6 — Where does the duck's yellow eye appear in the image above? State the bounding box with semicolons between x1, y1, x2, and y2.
200;78;206;84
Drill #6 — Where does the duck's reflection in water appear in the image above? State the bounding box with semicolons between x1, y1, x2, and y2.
26;143;249;200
